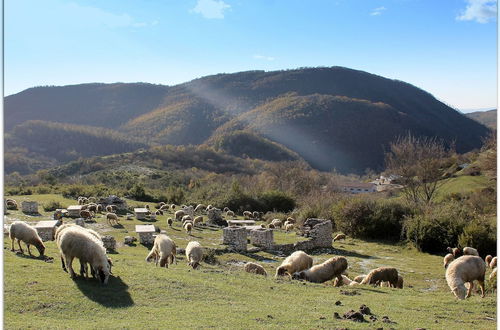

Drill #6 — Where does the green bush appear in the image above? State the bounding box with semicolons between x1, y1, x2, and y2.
458;217;497;257
43;200;63;212
258;190;296;213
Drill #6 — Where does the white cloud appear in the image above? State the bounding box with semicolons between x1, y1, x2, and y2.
253;54;275;61
370;6;386;16
457;0;497;23
192;0;230;19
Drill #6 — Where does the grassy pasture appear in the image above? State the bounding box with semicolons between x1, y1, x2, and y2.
3;194;497;329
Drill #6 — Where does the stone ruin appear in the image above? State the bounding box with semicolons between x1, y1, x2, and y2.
98;195;128;212
222;226;247;251
21;201;39;214
101;235;116;250
182;205;194;219
294;218;333;251
249;228;274;249
207;208;226;226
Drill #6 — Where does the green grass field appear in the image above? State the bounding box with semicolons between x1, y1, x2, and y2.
4;194;497;329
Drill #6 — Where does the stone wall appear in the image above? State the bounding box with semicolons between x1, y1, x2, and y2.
269;218;333;253
101;235;116;250
222;226;247;251
207;208;226;226
98;195;128;211
21;201;38;214
249;229;274;249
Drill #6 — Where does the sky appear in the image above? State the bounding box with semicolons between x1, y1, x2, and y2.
4;0;498;112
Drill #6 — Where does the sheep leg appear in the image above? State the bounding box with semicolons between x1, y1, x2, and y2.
17;240;24;254
466;281;474;298
10;238;15;251
65;255;76;278
478;280;485;298
61;255;68;272
27;244;33;257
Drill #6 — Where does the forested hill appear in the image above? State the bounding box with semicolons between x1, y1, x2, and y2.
4;67;490;174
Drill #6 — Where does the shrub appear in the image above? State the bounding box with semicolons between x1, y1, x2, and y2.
458;217;497;257
258;190;296;213
43;200;63;212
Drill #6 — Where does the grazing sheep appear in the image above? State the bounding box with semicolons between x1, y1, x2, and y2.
175;210;186;221
160;204;169;211
185;241;203;269
444;253;455;269
447;247;462;258
293;257;348;283
184;222;193;235
80;210;93;220
485;255;493;266
446;255;486;299
285;223;294;232
353;275;366;283
463;247;479;256
88;197;97;203
167;218;173;227
124;236;137;245
182;215;193;222
170;204;176;210
159;202;166;207
333;234;346;242
223;207;230;212
489;267;497;284
81;204;89;211
145;234;177;267
380;275;404;289
271;219;283;228
243;211;252;219
333;274;355;287
286;217;296;223
206;205;213;212
194;204;206;213
58;226;111;283
193;216;203;226
87;204;97;212
268;224;275;229
105;205;117;213
361;267;399;287
96;204;103;213
226;210;235;217
106;213;119;226
275;251;313;278
145;204;150;210
9;221;45;257
155;210;163;216
244;262;267;276
490;257;497;269
5;199;18;210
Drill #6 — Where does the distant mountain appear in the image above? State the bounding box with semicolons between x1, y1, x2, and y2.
466;109;496;130
4;67;491;174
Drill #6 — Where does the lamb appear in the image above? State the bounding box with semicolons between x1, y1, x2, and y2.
184;222;193;235
167;218;173;227
292;256;348;283
333;234;346;242
106;213;119;226
490;257;497;269
145;234;177;267
361;267;399;287
9;221;45;257
444;253;455;269
244;262;267;276
285;224;294;232
226;210;235;217
193;216;203;226
185;241;203;269
445;255;486;299
447;247;462;258
333;274;355;287
353;275;366;283
275;251;313;278
175;210;186;221
463;247;479;256
57;226;111;284
194;204;206;213
243;211;252;219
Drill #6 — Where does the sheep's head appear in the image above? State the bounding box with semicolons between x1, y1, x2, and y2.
291;271;306;280
35;241;46;257
275;266;288;277
97;265;110;284
452;285;467;300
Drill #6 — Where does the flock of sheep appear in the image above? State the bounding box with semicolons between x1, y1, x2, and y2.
5;197;497;302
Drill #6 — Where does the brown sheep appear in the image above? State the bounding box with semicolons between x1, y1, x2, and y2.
292;257;348;283
167;218;173;227
106;213;119;226
490;257;497;269
333;233;346;242
79;210;93;220
361;267;399;287
485;255;493;266
447;247;462;258
244;262;267;276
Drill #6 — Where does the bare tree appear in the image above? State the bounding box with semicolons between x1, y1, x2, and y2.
385;134;452;206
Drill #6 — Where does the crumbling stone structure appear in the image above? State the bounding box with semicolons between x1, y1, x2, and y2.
249;228;274;249
222;226;247;251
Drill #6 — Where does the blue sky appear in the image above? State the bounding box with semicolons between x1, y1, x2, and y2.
4;0;498;111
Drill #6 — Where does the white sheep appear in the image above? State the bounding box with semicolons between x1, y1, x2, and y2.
443;253;455;269
333;274;355;287
293;257;348;283
275;251;313;278
9;221;45;257
175;210;186;221
57;226;111;284
463;247;479;256
286;217;295;223
271;219;283;228
243;211;252;219
193;216;203;226
485;255;493;266
186;241;203;269
490;257;497;269
244;262;267;276
285;223;294;232
146;234;177;267
446;255;486;299
182;215;193;223
226;210;235;217
184;222;193;235
194;204;206;213
170;204;176;210
333;234;346;242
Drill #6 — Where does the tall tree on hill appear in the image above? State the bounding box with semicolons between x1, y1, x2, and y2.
385;134;452;206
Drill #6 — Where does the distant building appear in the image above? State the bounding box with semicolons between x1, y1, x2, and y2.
340;182;377;194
